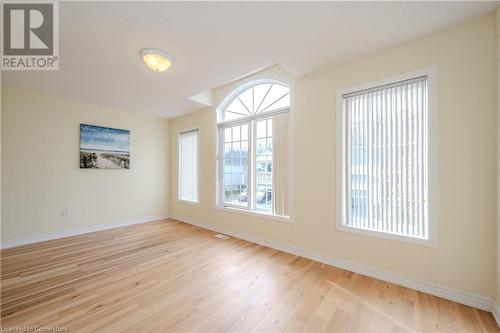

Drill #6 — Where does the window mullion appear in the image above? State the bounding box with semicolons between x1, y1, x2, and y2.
220;126;227;207
249;120;255;210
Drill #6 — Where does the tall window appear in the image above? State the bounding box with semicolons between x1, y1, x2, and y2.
217;80;290;217
179;129;199;202
338;71;435;244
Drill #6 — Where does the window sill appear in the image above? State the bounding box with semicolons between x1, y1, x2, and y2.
177;199;199;206
336;223;437;248
215;205;292;224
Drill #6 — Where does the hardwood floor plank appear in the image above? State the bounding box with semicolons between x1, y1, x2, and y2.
1;219;498;332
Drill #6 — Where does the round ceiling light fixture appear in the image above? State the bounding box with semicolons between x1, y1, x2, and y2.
140;48;174;73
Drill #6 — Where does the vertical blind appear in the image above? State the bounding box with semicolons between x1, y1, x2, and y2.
272;112;289;217
343;76;428;239
179;129;199;202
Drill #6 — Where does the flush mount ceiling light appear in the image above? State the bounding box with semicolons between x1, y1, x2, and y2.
140;48;173;73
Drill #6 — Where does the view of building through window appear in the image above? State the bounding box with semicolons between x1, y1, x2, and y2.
223;124;249;207
255;118;273;211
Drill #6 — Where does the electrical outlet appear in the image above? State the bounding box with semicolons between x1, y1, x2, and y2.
62;209;69;218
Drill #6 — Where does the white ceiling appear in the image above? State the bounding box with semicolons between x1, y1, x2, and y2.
2;1;497;118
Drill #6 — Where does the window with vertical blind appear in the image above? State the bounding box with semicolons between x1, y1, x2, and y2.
178;129;199;203
216;79;290;219
337;69;436;245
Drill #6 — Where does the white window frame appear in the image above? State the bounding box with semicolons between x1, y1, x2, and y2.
178;128;200;204
216;80;291;220
217;110;290;215
217;118;252;211
253;114;275;214
336;66;438;247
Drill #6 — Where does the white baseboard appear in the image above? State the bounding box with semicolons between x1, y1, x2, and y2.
493;301;500;328
172;214;499;323
0;215;169;249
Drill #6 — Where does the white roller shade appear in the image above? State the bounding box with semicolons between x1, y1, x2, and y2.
179;129;199;202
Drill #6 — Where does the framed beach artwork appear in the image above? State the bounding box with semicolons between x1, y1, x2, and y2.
80;124;130;169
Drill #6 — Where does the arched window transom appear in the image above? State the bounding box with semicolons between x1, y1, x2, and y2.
218;81;290;122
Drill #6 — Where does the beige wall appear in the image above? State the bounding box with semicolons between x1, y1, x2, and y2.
170;14;498;298
0;72;3;242
496;6;500;305
1;86;170;241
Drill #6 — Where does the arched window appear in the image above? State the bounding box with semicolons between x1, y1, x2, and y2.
217;80;291;123
217;80;290;218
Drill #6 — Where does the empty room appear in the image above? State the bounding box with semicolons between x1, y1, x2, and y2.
1;1;500;332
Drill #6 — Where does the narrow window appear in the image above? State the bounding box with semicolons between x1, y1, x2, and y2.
255;118;273;211
222;123;249;207
179;129;199;203
339;73;433;243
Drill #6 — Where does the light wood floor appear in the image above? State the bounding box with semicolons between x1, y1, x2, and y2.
1;219;498;333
